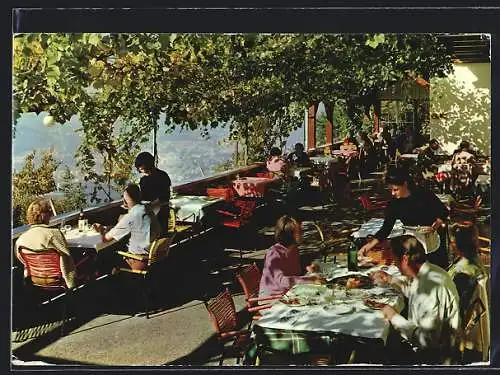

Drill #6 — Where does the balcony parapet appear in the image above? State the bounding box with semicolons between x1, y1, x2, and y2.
12;162;266;241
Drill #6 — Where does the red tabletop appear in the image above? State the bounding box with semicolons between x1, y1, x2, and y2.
232;177;275;197
333;149;358;158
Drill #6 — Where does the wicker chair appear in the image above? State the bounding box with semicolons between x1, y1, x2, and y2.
115;237;170;318
204;288;253;366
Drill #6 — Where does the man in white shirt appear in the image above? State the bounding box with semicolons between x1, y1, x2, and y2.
370;235;461;364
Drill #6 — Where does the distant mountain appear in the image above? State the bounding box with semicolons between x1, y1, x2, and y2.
12;112;303;201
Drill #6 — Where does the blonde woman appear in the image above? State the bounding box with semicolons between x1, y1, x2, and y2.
15;199;77;288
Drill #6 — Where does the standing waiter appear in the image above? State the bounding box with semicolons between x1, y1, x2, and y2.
359;166;450;269
134;151;172;237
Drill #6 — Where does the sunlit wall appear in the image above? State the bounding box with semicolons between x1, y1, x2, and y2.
429;62;491;155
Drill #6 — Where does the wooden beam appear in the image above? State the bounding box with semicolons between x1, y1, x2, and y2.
307;104;318;151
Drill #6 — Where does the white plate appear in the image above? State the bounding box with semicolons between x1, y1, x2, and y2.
324;305;355;315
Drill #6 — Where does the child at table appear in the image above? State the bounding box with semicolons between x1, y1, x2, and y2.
259;215;325;296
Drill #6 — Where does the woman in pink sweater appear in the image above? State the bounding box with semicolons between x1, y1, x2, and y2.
259;215;324;296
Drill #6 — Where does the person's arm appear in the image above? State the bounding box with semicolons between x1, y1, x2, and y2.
265;250;308;291
359;205;396;255
100;213;132;243
426;191;449;230
51;230;77;288
383;290;443;350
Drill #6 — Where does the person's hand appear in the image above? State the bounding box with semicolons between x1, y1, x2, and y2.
431;218;444;231
359;241;375;257
310;275;326;285
92;223;103;233
306;263;320;274
381;305;397;320
369;270;392;286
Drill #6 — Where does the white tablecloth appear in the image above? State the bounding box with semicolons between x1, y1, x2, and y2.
256;264;404;343
64;228;116;251
309;156;338;165
170;195;223;222
437;164;452;173
352;218;440;253
288;166;313;178
399;154;419;160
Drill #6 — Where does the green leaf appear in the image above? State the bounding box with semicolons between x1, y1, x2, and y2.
88;34;101;46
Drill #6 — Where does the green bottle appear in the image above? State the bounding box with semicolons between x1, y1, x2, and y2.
347;241;358;271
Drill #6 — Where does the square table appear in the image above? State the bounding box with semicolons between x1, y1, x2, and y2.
169;195;224;223
231;177;275;197
64;227;116;252
333;149;359;158
253;263;405;357
287;166;313;178
309;156;337;165
399;153;419;160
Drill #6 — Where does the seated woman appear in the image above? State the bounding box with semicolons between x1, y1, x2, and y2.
448;222;486;281
94;184;161;271
15;198;78;288
448;222;489;362
266;146;287;178
259;215;325;296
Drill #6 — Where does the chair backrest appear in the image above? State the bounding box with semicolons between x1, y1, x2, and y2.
204;288;238;337
236;263;262;307
18;247;64;285
358;194;371;209
234;199;256;220
168;207;178;232
148;237;170;266
207;187;234;201
453;272;478;323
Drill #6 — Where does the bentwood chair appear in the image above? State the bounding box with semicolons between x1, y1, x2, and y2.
116;237;170;318
358;193;389;211
236;263;283;321
204;288;253;366
217;199;257;266
17;247;82;337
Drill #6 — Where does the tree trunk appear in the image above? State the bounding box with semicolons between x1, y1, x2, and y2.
153;124;158;167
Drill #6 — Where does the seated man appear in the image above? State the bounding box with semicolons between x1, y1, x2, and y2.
370;235;461;364
286;142;310;166
418;139;440;168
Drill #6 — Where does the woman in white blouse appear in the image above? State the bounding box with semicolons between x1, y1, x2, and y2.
93;184;161;270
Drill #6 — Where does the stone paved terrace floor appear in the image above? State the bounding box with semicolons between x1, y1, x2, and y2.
11;175;491;367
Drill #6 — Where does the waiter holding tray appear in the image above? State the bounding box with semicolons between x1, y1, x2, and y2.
134;151;172;237
359;166;450;269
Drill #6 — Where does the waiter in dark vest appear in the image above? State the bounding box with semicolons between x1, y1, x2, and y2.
134;151;171;237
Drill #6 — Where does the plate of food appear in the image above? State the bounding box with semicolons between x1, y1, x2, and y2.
363;298;387;310
323;304;355;315
330;274;373;289
279;296;308;306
